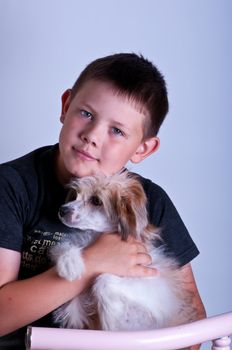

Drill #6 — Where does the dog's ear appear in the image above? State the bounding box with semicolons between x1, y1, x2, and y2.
112;179;148;240
117;195;137;241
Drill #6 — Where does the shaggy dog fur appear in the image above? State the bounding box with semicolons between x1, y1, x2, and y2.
50;172;196;331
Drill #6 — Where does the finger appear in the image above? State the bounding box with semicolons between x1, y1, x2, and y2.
135;243;148;254
131;265;158;277
135;252;152;266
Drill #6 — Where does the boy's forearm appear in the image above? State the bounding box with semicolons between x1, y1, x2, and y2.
0;267;91;336
0;234;157;336
180;263;206;350
189;301;206;350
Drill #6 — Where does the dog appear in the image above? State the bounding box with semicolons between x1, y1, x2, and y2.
50;172;196;331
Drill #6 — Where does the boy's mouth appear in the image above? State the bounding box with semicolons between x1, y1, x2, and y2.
72;147;98;161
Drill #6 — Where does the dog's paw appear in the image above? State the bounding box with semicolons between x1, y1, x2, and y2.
56;247;85;281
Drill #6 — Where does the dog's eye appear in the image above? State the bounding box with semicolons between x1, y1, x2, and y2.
90;195;102;206
66;189;77;203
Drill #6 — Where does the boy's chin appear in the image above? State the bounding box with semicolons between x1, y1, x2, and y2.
70;166;123;178
70;167;103;178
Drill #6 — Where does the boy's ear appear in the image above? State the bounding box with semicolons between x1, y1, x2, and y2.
60;89;72;123
130;137;160;163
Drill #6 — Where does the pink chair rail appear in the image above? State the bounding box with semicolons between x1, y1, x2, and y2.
26;311;232;350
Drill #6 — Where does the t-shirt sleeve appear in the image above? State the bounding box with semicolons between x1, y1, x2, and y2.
0;165;29;252
141;177;199;266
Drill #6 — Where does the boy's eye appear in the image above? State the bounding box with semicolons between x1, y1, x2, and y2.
80;110;93;119
112;127;124;136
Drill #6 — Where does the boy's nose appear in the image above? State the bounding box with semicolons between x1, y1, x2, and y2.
80;125;103;146
81;134;96;146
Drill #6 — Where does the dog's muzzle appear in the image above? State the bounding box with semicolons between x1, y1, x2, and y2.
58;205;75;221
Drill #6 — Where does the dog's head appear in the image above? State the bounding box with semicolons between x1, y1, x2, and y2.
58;172;149;240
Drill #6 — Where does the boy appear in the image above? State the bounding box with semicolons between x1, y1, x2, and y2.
0;53;205;349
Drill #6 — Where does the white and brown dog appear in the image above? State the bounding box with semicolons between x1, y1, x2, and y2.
50;172;196;331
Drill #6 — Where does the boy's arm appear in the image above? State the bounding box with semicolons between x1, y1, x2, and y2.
179;263;206;350
0;233;156;336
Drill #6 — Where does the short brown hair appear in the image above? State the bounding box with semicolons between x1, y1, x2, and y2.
71;53;169;137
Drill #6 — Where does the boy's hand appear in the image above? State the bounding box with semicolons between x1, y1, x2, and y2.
82;233;157;279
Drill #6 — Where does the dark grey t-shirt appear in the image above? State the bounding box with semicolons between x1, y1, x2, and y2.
0;144;199;349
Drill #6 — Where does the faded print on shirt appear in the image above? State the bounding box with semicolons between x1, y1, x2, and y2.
19;218;75;279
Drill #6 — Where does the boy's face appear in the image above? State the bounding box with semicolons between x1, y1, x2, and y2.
57;80;159;182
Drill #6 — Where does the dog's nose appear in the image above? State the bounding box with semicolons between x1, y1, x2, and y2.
59;206;72;218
